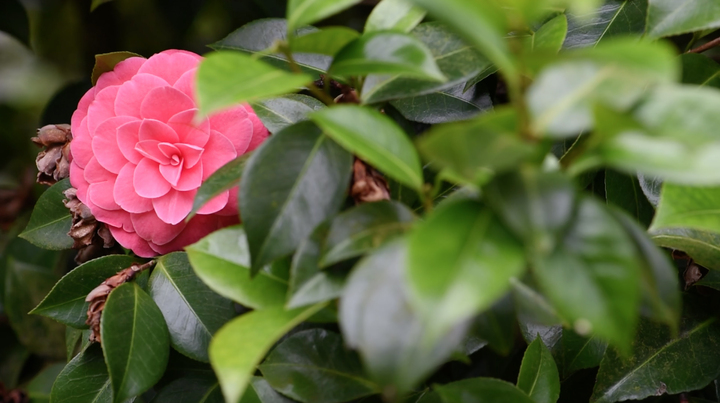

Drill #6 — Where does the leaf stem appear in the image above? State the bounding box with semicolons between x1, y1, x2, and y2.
688;36;720;54
278;42;336;105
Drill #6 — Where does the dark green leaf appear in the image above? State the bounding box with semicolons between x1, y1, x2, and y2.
50;344;125;403
320;200;415;267
560;329;607;377
564;0;648;48
646;0;720;38
242;377;296;403
186;225;288;309
189;156;248;219
340;240;468;393
19;178;73;250
695;269;720;290
0;0;29;46
290;27;359;56
512;280;567;327
681;53;720;89
533;197;641;353
286;0;362;32
517;336;560;403
362;22;489;104
27;363;64;403
519;324;563;356
251;94;325;134
637;173;662;208
209;303;326;403
91;52;142;85
148;252;235;363
408;200;525;338
66;326;82;361
259;329;380;402
211;19;330;76
102;282;169;402
240;121;353;271
470;295;516;356
390;82;492;124
436;378;535;403
0;326;28;389
152;377;223;403
329;31;445;81
364;0;426;33
31;255;136;328
651;227;720;271
604;170;654;228
197;51;313;118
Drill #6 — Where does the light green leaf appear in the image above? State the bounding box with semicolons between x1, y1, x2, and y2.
286;0;363;32
646;0;720;39
365;0;426;33
19;178;73;250
517;336;560;403
651;184;720;234
290;27;359;56
529;14;568;53
651;227;720;271
250;94;325;134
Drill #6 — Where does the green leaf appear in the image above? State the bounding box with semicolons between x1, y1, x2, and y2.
436;378;536;403
321;200;415;267
197;51;313;118
27;363;64;403
512;280;567;327
652;184;720;234
90;0;113;11
517;336;561;403
209;303;326;403
259;329;380;402
695;268;720;290
646;0;720;38
242;377;296;403
250;94;326;134
391;82;493;124
148;252;235;362
240;121;353;271
186;225;289;309
528;38;678;137
290;27;359;56
50;344;125;403
329;31;445;81
408;199;525;338
362;22;490;104
19;178;73;250
152;377;223;403
559;329;607;377
340;240;467;393
681;53;720;89
533;196;641;353
91;51;142;85
405;0;516;77
591;304;720;402
528;14;568;54
31;255;136;328
189;156;248;219
102;282;169;402
66;326;82;361
637;173;662;208
470;295;516;356
0;326;28;389
211;19;330;76
311;105;423;191
286;0;362;32
0;0;29;46
365;0;426;33
604;170;654;228
564;0;648;48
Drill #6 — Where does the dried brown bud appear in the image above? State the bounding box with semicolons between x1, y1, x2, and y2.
0;382;29;403
683;261;705;290
63;187;118;264
350;159;390;204
33;124;73;186
85;261;155;343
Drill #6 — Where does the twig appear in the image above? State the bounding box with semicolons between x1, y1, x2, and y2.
278;43;336;105
687;36;720;54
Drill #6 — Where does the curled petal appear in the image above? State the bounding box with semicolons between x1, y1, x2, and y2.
92;116;136;173
140;86;195;122
159;163;182;187
114;73;169;118
108;225;157;258
173;161;202;191
139;119;180;143
134;158;171;198
137;51;200;85
131;211;185;245
136;141;171;165
114;163;153;213
197;190;229;215
175;143;203;168
167;109;209;147
152;189;196;225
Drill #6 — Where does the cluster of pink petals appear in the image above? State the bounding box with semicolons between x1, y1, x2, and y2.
70;50;268;257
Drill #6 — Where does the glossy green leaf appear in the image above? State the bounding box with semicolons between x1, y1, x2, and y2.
50;344;123;403
651;227;720;271
250;94;325;134
290;27;359;56
560;329;607;377
695;269;720;290
209;303;326;403
102;282;169;402
241;377;296;403
197;51;313;118
152;377;223;403
530;14;568;54
189;156;248;219
362;22;490;104
517;336;560;403
646;0;720;38
340;240;467;393
564;0;648;48
408;200;525;337
604;170;654;227
519;324;563;357
148;252;235;362
470;295;516;356
286;0;362;32
436;378;536;403
637;173;662;208
91;51;142;85
211;19;330;75
31;255;136;328
186;225;289;309
591;305;720;402
365;0;426;33
0;0;29;46
330;31;445;81
681;53;720;89
533;197;641;352
240;121;353;271
311;105;423;191
19;178;73;250
320;200;415;267
652;184;720;234
512;280;567;327
391;82;493;124
27;363;64;403
259;329;380;402
66;326;82;361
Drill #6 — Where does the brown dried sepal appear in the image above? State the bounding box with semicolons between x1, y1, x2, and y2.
85;261;156;343
350;159;390;204
64;188;117;264
0;382;29;403
32;124;73;186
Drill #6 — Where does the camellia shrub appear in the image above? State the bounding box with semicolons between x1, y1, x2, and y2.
5;0;720;402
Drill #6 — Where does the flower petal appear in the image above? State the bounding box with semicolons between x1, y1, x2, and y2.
139;119;180;143
84;157;115;184
151;214;239;255
176;143;203;168
141;86;195;122
173;160;202;191
96;57;145;92
114;73;169;118
159;163;182;187
134;158;171;198
196;190;228;215
114;163;153;213
209;106;253;154
87;86;119;135
217;187;239;216
245;105;270;152
152;189;196;225
137;51;200;85
70;162;89;202
201;130;237;180
71;90;95;131
88;181;120;211
173;68;196;100
70;117;93;168
92;116;136;174
131;211;185;245
109;225;158;257
117;120;143;164
136;140;171;165
167;109;209;147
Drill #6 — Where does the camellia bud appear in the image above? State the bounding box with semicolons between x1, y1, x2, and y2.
32;124;72;186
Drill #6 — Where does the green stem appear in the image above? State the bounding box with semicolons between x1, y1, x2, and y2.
278;42;336;105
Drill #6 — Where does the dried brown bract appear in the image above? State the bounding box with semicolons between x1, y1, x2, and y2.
0;382;28;403
63;188;117;264
351;159;390;204
32;124;73;186
85;261;156;343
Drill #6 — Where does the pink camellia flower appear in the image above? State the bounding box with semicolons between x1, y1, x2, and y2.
69;50;268;257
